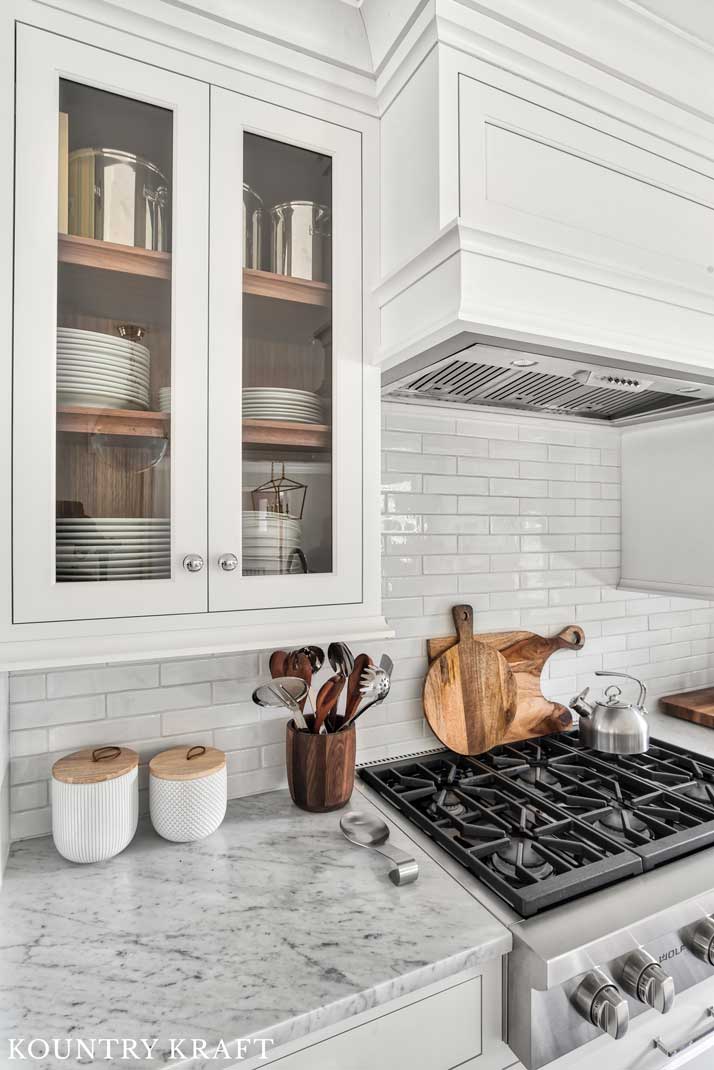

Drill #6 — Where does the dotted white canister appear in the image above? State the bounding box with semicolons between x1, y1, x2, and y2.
149;745;227;843
51;746;139;864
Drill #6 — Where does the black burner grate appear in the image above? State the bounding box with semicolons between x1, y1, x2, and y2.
358;734;714;917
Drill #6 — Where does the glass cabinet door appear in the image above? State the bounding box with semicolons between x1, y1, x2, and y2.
210;90;363;611
13;27;208;623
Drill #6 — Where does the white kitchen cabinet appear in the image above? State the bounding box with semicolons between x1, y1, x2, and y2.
241;961;514;1070
6;19;386;665
621;413;714;599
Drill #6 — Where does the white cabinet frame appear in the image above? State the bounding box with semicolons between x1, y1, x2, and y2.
209;87;363;612
13;26;210;623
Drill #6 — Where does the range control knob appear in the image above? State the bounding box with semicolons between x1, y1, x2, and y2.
620;949;674;1013
573;969;629;1039
691;916;714;965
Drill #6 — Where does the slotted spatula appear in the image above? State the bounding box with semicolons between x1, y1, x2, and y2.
423;604;517;755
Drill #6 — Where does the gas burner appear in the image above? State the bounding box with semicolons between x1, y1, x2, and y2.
491;837;554;881
427;789;467;819
597;804;651;839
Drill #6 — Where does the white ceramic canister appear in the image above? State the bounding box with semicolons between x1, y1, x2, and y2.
149;745;227;843
51;745;139;864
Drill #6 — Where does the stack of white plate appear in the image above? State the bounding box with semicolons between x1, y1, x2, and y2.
57;328;151;410
242;511;304;574
56;517;170;582
242;388;323;425
158;386;171;413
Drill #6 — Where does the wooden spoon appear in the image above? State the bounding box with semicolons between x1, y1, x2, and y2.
314;674;346;734
423;604;517;755
269;650;289;679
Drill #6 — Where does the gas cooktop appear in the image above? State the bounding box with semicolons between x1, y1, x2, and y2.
358;733;714;916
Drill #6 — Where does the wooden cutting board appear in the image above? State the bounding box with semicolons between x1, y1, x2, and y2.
660;687;714;728
426;617;585;750
423;605;518;755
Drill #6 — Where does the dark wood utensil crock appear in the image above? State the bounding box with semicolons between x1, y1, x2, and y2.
286;717;356;813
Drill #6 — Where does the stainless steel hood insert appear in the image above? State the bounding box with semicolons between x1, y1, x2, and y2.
382;344;714;422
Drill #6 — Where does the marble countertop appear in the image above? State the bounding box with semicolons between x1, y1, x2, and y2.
0;787;510;1070
648;704;714;759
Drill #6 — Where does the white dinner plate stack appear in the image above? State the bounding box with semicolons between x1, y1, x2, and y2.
57;328;151;410
242;388;324;425
56;517;170;582
158;387;171;413
242;511;304;574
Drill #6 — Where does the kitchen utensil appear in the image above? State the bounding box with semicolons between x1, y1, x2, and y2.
314;674;346;734
427;622;586;744
424;604;518;756
339;811;419;886
286;718;355;813
269;650;290;679
149;745;227;843
379;653;394;679
51;746;139;863
570;671;649;754
293;646;325;674
288;651;314;713
252;677;309;731
68;147;170;251
343;653;372;727
659;686;714;729
270;200;331;281
327;642;355;677
339;666;391;731
243;183;263;269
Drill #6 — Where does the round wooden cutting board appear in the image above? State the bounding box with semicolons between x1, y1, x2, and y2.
423;604;518;755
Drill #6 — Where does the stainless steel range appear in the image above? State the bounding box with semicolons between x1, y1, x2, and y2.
358;733;714;1068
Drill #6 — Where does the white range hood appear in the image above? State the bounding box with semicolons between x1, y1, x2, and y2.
375;33;714;422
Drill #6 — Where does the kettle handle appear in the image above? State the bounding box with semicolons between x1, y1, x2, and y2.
595;670;647;708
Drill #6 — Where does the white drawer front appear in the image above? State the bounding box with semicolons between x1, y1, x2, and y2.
266;976;482;1070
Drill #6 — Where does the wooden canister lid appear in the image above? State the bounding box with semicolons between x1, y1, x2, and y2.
52;746;139;784
149;745;226;781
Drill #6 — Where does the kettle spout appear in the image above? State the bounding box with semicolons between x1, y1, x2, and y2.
570;686;594;719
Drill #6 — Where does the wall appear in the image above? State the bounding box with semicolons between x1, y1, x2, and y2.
0;673;8;877
8;401;714;842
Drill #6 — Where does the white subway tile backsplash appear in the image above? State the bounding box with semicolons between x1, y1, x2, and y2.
47;663;159;698
106;683;211;719
7;401;710;843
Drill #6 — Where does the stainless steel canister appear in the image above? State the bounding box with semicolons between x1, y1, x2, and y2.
243;183;263;269
68;148;170;251
270;201;331;282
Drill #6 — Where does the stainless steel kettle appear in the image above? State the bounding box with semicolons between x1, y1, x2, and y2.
570;671;649;754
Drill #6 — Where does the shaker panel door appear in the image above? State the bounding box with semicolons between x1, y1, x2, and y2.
13;26;209;623
209;88;363;612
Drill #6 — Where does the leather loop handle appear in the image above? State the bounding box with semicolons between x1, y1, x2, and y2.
186;745;207;761
92;746;121;762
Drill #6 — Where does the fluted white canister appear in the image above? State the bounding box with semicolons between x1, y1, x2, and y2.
52;746;139;864
149;745;227;843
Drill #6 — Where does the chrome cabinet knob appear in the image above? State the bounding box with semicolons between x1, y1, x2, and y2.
218;553;239;572
621;949;674;1014
182;554;204;573
574;969;629;1040
690;916;714;965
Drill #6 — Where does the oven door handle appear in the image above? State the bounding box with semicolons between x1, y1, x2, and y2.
653;1007;714;1058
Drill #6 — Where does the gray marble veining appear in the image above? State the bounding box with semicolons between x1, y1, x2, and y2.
0;787;510;1070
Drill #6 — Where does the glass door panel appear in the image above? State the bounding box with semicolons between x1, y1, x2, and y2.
56;80;172;585
13;26;208;623
242;133;333;578
209;89;362;612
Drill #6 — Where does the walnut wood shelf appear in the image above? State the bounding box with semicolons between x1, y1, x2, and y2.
57;406;171;438
243;418;331;450
58;234;171;280
243;268;331;307
57;407;330;450
58;236;330;308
